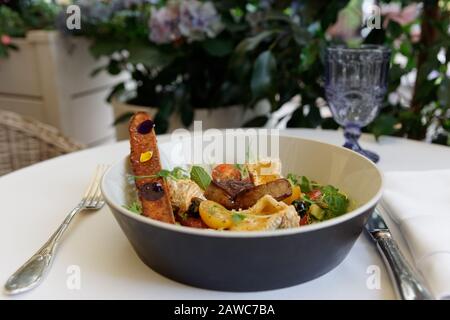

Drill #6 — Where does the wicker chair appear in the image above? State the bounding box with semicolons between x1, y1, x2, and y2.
0;110;85;176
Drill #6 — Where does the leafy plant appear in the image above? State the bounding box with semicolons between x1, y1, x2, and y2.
0;0;60;58
0;5;25;57
57;0;254;133
364;0;450;146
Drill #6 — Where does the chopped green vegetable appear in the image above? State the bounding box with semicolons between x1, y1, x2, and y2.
309;203;324;220
190;165;212;190
123;201;142;214
231;212;247;223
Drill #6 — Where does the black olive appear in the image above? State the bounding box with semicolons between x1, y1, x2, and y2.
139;182;165;201
292;200;310;218
186;197;203;218
137;119;155;134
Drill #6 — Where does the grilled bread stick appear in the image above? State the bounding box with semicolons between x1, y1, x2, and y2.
129;112;175;224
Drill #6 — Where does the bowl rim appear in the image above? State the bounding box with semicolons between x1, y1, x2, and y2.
101;132;383;238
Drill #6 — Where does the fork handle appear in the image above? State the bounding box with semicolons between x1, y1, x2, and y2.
4;205;82;295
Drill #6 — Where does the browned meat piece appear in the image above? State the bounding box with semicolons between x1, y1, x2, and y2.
234;178;292;209
205;178;291;210
204;180;253;209
175;215;209;229
129;112;175;224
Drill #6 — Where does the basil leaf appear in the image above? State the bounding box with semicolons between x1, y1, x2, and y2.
300;176;312;193
319;185;349;217
190;166;212;190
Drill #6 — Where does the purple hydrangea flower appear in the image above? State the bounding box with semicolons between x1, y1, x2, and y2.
178;0;223;42
149;0;223;44
149;2;181;44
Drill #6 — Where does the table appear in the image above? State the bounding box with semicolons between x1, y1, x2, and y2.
1;129;450;300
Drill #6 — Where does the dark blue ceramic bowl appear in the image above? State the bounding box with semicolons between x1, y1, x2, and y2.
101;134;382;291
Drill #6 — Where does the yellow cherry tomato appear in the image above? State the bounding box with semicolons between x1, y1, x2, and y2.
283;185;301;205
199;200;233;230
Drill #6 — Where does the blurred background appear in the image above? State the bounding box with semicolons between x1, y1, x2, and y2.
0;0;449;148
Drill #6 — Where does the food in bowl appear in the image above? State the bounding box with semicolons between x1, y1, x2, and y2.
126;112;351;231
101;119;383;291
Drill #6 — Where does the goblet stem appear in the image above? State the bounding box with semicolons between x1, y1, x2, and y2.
343;124;380;163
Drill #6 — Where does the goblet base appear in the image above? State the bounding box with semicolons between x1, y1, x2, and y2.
343;142;380;163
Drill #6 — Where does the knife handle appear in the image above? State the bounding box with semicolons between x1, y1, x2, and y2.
373;230;434;300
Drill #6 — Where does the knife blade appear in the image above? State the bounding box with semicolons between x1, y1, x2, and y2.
364;207;434;300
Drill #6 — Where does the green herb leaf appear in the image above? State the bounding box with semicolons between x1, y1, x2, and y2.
231;213;247;223
287;173;299;186
318;185;349;217
234;164;249;179
123;201;142;214
132;167;189;181
190;166;212;190
300;176;312;193
286;173;312;192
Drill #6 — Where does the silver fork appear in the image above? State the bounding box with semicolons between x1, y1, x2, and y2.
4;164;109;295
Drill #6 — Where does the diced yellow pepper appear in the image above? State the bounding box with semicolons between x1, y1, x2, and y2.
139;151;153;163
283;185;301;205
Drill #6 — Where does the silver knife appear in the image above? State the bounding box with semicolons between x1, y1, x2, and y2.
365;207;434;300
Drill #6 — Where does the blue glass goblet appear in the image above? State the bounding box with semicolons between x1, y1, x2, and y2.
324;45;391;163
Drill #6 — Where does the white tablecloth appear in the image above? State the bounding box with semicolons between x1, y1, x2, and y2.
1;129;450;300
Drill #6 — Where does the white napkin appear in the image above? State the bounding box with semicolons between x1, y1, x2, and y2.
382;169;450;300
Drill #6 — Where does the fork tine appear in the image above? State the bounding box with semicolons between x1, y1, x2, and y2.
83;165;108;208
83;166;102;199
88;165;109;208
85;164;109;208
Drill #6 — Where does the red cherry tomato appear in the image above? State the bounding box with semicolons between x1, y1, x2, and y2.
212;164;241;182
307;189;322;201
300;213;309;226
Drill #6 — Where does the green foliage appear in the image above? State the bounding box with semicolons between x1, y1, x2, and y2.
19;0;60;30
251;51;277;99
0;6;26;37
287;173;312;193
0;1;60;58
132;167;190;184
124;201;142;214
318;185;349;217
45;0;448;145
190;166;212;190
364;0;450;145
